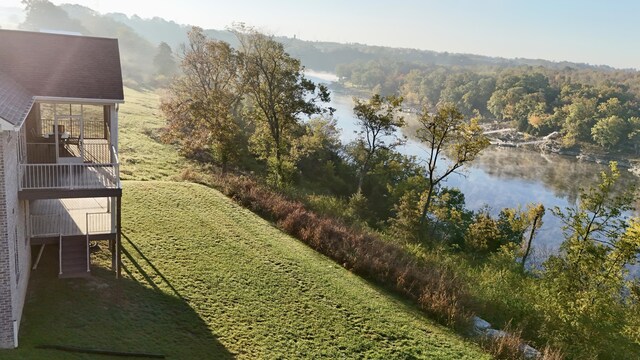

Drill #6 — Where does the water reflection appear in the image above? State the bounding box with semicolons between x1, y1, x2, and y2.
307;73;639;253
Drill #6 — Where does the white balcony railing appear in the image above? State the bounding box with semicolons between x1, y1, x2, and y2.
86;212;113;235
29;211;114;237
30;214;60;237
19;146;119;191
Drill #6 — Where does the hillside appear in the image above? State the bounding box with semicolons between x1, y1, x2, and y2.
7;181;489;359
14;3;623;76
0;88;490;359
99;9;620;72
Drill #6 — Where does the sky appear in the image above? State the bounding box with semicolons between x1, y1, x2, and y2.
2;0;639;69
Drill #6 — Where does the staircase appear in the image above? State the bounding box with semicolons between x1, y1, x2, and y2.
59;235;91;278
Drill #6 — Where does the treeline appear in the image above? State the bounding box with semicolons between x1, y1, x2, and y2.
338;61;640;152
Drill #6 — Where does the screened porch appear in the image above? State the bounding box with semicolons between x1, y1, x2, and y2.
18;102;120;192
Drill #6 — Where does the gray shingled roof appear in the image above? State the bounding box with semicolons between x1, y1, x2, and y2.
0;71;34;126
0;29;124;101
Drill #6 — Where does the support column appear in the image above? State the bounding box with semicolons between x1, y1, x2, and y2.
116;195;122;278
108;104;118;157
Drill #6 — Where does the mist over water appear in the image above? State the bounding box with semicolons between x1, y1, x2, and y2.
307;72;640;261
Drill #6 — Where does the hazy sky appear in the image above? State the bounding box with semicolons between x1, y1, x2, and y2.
3;0;639;69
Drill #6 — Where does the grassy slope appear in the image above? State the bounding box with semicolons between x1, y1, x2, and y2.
118;87;184;181
1;88;489;359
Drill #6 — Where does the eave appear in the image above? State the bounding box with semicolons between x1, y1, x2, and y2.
34;96;125;105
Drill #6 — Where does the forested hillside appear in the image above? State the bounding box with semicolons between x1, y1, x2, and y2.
31;3;636;154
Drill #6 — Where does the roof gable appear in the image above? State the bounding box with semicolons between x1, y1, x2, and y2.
0;71;34;127
0;30;124;101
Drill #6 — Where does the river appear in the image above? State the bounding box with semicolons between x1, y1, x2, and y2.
306;71;640;263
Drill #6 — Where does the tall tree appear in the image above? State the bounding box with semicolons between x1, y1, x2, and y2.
233;25;332;185
351;94;404;193
20;0;87;33
160;27;245;171
416;104;489;224
153;41;177;77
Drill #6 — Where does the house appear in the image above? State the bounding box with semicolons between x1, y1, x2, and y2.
0;29;123;349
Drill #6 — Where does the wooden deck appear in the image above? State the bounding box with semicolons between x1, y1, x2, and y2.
30;197;114;237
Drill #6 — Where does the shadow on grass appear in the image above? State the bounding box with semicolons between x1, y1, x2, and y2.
121;232;183;299
8;244;234;360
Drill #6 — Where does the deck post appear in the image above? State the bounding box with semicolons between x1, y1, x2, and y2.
116;195;122;278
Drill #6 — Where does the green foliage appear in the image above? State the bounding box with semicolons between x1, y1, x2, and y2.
161;27;246;171
560;97;598;146
416;104;490;225
341;60;640;152
351;94;405;193
537;162;640;358
234;25;332;186
429;188;473;247
295;118;355;196
465;210;502;253
389;190;424;242
591;115;628;149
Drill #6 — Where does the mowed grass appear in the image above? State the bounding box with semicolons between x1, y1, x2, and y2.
5;181;489;359
118;87;184;181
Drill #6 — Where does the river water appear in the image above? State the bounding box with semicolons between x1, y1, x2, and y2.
306;71;639;261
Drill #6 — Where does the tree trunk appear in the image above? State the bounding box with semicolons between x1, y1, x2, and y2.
419;184;435;225
275;146;283;186
356;152;373;194
520;213;541;272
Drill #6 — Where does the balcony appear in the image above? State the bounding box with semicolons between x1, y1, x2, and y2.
19;143;120;199
18;101;121;199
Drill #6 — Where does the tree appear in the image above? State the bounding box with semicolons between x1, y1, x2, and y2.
293;117;352;195
160;27;245;171
560;97;598;146
591;115;627;149
153;41;177;77
234;25;332;185
628;117;640;154
539;162;640;357
20;0;87;33
416;104;489;224
519;204;545;271
351;94;404;193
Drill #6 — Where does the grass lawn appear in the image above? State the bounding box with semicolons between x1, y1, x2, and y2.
4;181;489;359
118;87;185;181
